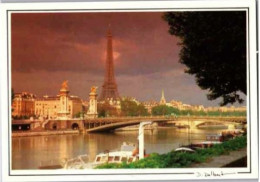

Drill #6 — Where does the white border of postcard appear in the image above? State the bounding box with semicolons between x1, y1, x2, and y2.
0;0;258;181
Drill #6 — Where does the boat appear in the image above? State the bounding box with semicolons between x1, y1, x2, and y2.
175;117;194;152
190;141;222;149
197;122;228;129
175;147;195;153
93;142;139;166
63;155;90;169
93;122;153;166
175;133;223;152
221;129;244;141
205;133;223;142
61;142;139;169
62;121;152;169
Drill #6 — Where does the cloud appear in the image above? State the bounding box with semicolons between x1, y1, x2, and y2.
11;12;245;107
11;12;181;76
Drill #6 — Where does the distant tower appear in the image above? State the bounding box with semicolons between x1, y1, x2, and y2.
58;80;70;119
160;89;166;105
99;25;120;101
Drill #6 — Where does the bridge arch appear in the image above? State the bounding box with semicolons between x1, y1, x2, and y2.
172;119;242;128
71;123;79;130
52;123;57;130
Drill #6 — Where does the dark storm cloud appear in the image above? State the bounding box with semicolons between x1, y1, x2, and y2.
12;12;244;106
11;12;180;75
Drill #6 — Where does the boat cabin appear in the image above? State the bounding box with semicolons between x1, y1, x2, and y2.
94;142;139;165
206;134;223;142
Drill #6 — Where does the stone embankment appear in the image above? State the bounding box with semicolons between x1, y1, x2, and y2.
12;130;79;137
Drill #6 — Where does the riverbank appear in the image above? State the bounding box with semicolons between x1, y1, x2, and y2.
191;147;247;168
96;135;247;169
12;130;79;137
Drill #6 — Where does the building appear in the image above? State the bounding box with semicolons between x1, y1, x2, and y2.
169;100;183;109
190;105;205;111
159;90;166;105
143;100;158;113
34;81;82;119
99;26;120;101
12;92;36;117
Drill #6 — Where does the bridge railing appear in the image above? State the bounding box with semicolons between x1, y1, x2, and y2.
84;115;176;120
83;115;246;121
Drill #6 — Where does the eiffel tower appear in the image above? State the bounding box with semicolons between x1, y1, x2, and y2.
99;26;120;101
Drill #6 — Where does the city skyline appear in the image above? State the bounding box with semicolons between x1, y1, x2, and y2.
11;12;246;106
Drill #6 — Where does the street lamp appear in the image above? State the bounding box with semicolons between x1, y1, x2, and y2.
138;121;152;159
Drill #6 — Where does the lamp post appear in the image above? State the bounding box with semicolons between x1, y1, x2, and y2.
188;113;191;145
138;121;152;159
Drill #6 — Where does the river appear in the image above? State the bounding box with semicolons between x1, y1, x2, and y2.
12;127;228;169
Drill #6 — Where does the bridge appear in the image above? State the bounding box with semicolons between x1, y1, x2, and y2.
84;116;246;133
85;117;169;132
12;116;246;133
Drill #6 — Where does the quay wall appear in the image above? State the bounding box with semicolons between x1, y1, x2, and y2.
12;130;79;137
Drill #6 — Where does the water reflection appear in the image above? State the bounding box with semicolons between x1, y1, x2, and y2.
12;127;225;169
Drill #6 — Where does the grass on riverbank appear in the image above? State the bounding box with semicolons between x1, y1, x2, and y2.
96;135;247;169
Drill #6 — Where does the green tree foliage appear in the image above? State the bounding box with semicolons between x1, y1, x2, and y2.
151;105;245;117
74;112;84;118
11;88;15;103
163;12;246;106
97;101;118;117
96;135;247;169
152;105;179;116
120;99;149;116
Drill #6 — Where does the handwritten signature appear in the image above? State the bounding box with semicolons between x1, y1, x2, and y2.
196;171;236;177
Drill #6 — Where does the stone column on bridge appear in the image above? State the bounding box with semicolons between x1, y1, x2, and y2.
86;86;98;119
57;80;70;120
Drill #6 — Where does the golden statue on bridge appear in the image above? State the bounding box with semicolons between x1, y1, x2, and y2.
61;80;69;90
90;86;98;94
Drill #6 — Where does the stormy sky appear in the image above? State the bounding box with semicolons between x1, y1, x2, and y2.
11;12;245;106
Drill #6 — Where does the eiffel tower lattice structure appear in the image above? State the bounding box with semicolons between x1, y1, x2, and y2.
99;26;120;101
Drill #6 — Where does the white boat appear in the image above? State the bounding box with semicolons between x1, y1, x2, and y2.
93;142;139;166
175;147;195;153
62;154;90;169
63;121;153;169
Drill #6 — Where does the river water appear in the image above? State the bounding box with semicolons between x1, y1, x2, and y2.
12;127;227;169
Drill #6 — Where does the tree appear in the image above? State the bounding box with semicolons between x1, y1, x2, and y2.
163;12;246;105
120;99;149;116
11;88;15;102
97;101;118;117
136;104;149;116
152;105;180;116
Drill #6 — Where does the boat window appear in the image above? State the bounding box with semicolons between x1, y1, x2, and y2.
121;157;127;162
108;156;114;162
101;156;107;161
121;145;135;152
114;156;120;161
96;157;101;162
